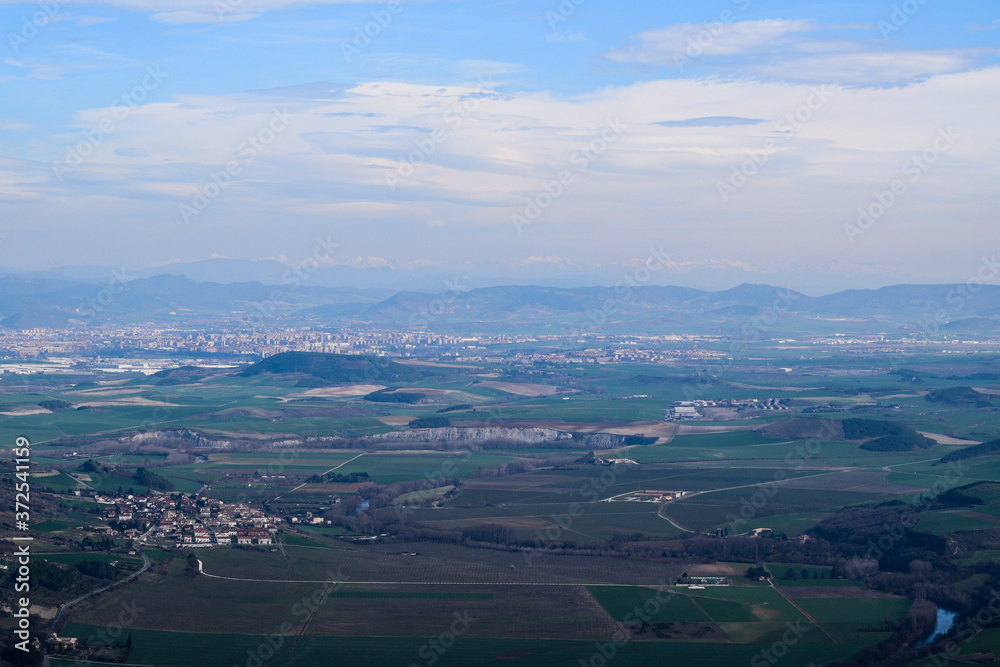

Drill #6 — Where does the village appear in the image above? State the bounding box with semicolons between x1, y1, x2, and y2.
93;492;280;547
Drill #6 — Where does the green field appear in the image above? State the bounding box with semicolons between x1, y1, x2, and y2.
53;626;868;667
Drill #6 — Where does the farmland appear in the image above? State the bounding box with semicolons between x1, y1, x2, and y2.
4;348;1000;666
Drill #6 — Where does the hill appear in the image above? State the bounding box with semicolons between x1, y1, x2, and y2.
842;419;935;452
240;352;420;385
926;387;992;406
939;439;1000;464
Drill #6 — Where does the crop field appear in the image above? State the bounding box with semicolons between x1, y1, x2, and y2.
587;586;711;622
662;486;887;531
194;542;687;586
14;349;1000;667
51;628;869;667
312;584;619;639
796;598;910;643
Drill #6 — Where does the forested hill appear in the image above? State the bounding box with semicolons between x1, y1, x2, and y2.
239;352;420;384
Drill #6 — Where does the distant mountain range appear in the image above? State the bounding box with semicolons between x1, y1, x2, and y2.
1;272;998;335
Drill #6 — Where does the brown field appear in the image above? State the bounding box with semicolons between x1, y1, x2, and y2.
778;471;923;495
677;424;760;434
66;561;324;634
687;563;738;576
292;482;363;494
65;386;147;396
462;474;576;493
474;381;562;396
199;541;688;586
728;383;819;392
377;415;416;425
310;584;618;639
388;387;456;395
920;432;981;445
504;420;678;440
296;384;385;398
76;397;179;407
783;587;904;599
421;516;556;531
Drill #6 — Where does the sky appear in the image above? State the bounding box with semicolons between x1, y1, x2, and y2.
0;0;998;294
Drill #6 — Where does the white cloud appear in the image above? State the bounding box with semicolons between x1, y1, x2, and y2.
605;19;982;84
76;15;117;26
150;11;258;24
547;31;585;43
606;19;814;63
9;67;999;284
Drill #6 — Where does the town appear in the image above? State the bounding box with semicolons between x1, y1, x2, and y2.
91;492;280;548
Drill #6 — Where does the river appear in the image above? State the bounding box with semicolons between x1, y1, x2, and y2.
914;608;959;647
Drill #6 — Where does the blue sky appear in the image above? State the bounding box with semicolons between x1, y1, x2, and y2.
0;0;998;293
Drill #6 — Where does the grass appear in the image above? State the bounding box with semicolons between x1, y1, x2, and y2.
916;510;1000;535
31;519;82;532
960;550;1000;565
36;552;142;567
144;549;174;563
587;586;710;623
797;598;910;624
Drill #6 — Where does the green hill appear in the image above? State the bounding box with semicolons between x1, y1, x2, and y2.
240;352;419;385
842;419;935;452
939;438;1000;464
